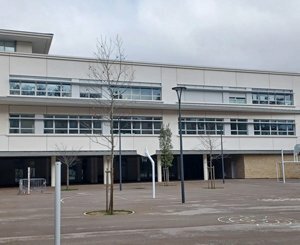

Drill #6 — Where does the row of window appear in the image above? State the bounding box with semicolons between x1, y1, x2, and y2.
180;118;295;136
9;115;296;136
252;89;293;105
9;115;162;135
10;80;72;97
9;80;162;101
253;120;295;135
0;41;15;52
111;86;161;101
112;116;162;134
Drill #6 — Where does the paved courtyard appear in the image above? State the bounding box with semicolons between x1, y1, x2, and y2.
1;179;300;244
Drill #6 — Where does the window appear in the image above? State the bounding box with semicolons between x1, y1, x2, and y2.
229;97;246;104
9;80;72;97
113;116;162;135
44;115;102;134
254;120;295;135
9;114;35;133
0;41;16;52
80;86;102;98
230;119;248;135
252;89;293;105
181;118;224;135
111;86;161;101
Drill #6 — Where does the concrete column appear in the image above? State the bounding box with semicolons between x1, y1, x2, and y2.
203;154;208;181
157;155;162;182
137;156;141;181
51;156;56;187
103;156;111;184
91;157;98;183
177;156;180;180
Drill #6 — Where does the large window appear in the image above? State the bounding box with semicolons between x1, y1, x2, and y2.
181;118;224;135
44;115;102;134
10;80;71;97
9;114;35;133
230;119;248;135
254;120;295;135
112;86;161;101
0;41;16;52
252;89;293;105
113;116;162;134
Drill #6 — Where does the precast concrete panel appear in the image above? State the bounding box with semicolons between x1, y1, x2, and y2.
204;70;236;87
0;56;10;96
0;105;9;135
239;137;273;151
293;76;300;108
10;56;47;76
176;68;204;85
269;74;293;89
236;72;269;88
46;59;89;79
132;65;162;83
272;137;297;151
46;136;90;151
161;67;177;104
8;136;47;151
0;136;8;151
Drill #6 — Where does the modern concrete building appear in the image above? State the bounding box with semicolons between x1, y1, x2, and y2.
1;29;299;187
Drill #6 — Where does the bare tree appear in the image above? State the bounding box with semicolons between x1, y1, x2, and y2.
88;35;134;215
199;134;220;189
55;144;80;190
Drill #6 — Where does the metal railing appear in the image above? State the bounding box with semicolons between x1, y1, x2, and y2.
19;178;47;194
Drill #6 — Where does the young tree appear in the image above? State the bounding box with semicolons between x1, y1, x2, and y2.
199;134;220;189
159;124;174;185
55;144;80;190
89;35;134;215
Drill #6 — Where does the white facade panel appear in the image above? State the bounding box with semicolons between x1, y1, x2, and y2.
0;56;10;96
204;70;236;87
10;56;47;76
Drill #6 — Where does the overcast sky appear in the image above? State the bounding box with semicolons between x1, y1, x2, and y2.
1;0;300;72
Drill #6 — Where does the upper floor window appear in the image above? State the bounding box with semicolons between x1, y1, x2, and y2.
0;41;16;52
80;86;102;98
113;116;162;134
230;119;248;135
44;115;101;134
252;89;293;105
112;86;161;101
9;114;35;134
229;96;246;104
254;119;295;135
10;80;71;97
181;118;224;135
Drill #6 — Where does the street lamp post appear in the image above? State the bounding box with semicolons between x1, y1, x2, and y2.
118;118;122;191
221;131;225;184
172;86;186;204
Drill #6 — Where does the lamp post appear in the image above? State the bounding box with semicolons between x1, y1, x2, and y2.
118;118;122;191
172;86;186;204
221;131;225;184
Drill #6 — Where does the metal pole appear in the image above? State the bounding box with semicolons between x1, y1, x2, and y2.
178;94;185;203
55;161;61;245
221;132;225;184
119;118;122;191
27;167;30;195
173;86;186;204
281;149;285;184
